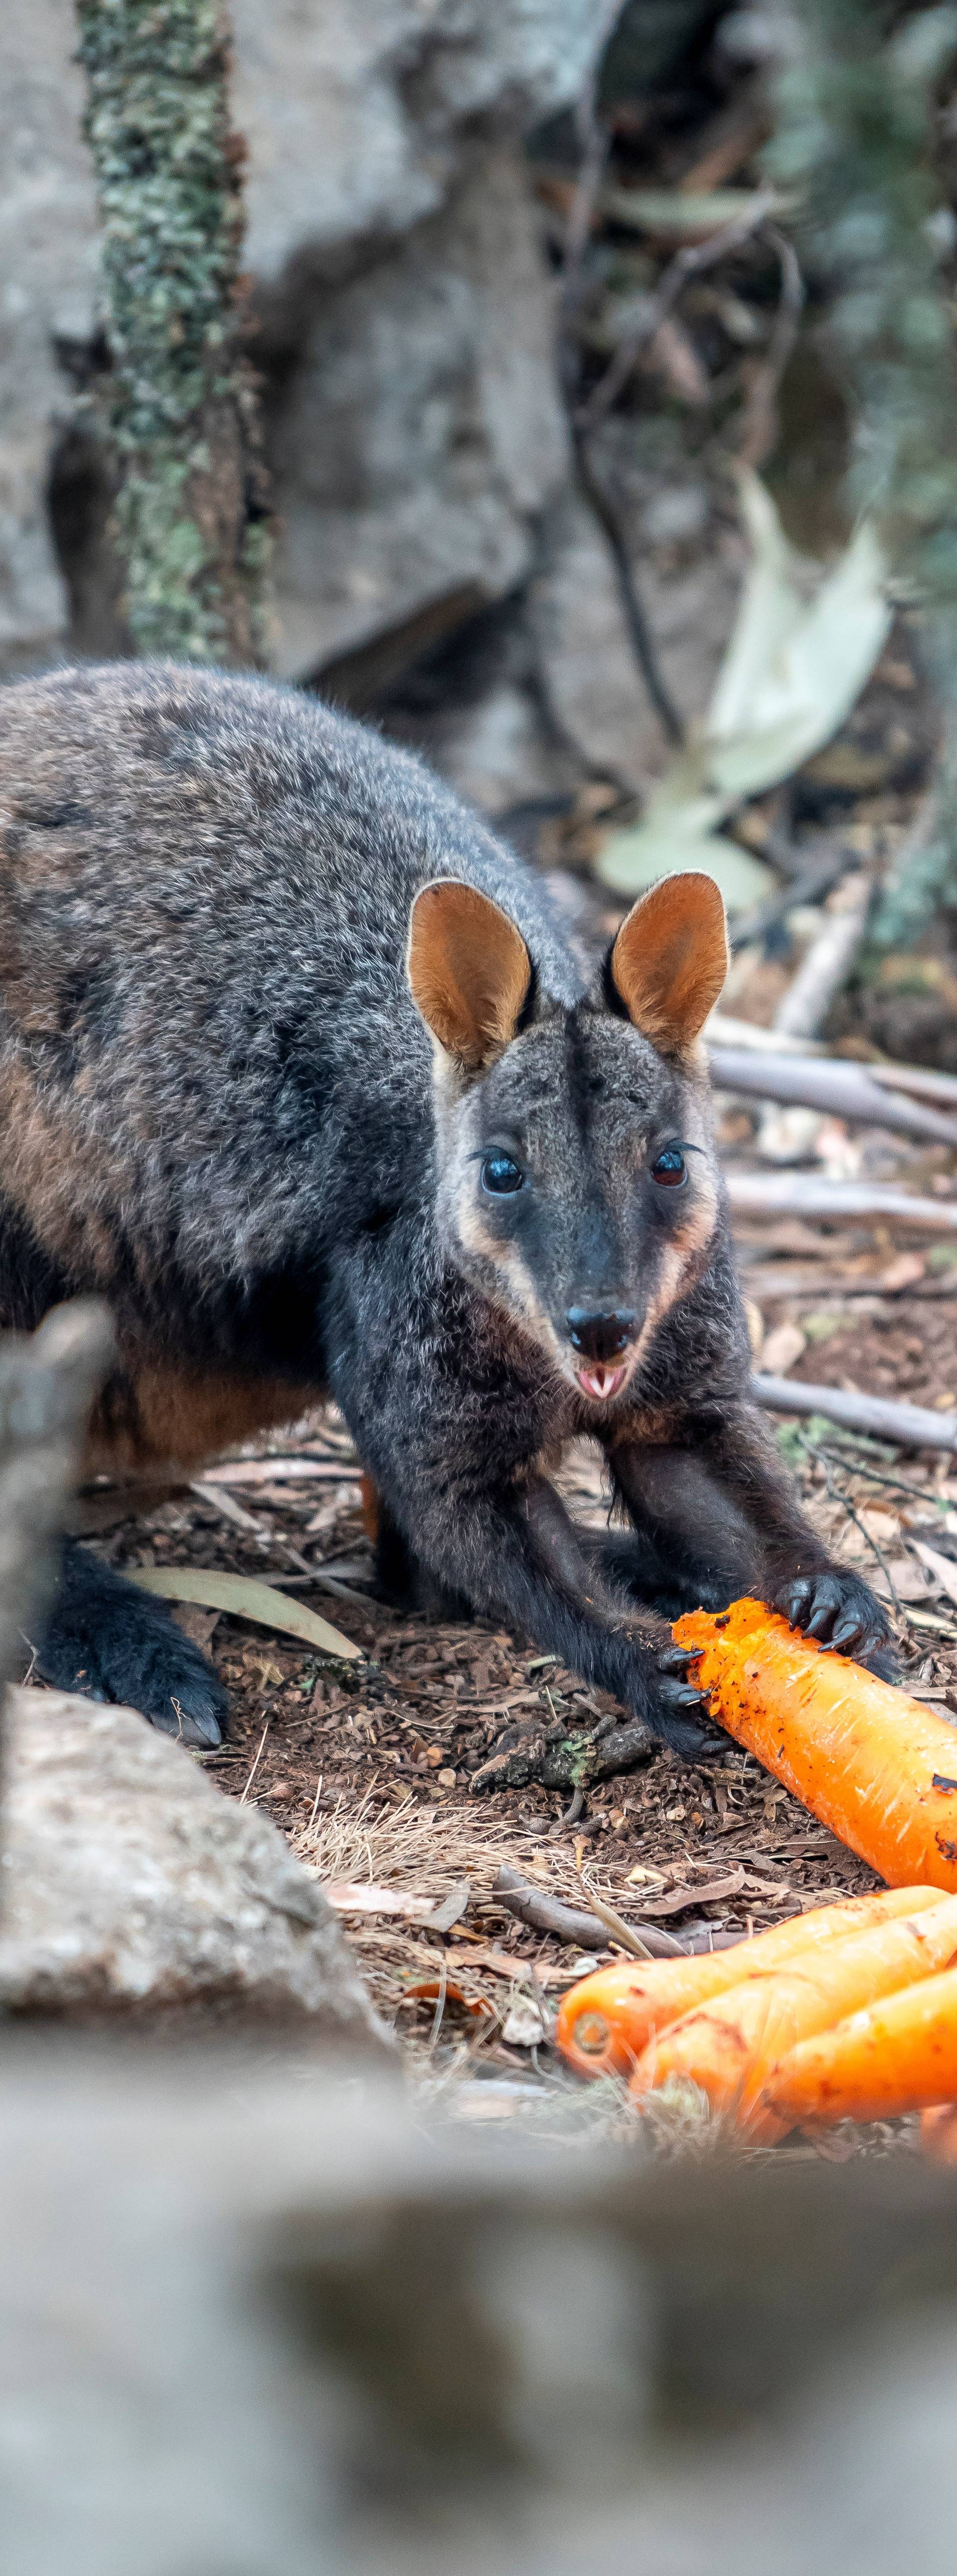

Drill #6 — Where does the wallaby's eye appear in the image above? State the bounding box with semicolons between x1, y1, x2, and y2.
651;1146;686;1188
481;1152;524;1196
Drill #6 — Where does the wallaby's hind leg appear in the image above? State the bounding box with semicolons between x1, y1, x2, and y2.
34;1540;227;1747
578;1527;714;1621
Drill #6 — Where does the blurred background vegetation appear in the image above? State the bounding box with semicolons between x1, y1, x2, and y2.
7;1;957;1064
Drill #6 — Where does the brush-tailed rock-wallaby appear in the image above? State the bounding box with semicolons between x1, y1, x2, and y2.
0;664;890;1749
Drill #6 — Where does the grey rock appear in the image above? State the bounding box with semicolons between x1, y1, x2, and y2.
528;483;741;793
4;2050;957;2576
0;3;100;672
231;0;616;286
269;139;571;684
0;1686;391;2043
0;0;616;686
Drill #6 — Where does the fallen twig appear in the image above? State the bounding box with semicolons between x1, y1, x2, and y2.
753;1372;957;1452
710;1012;957;1109
561;88;685;747
709;1046;957;1146
773;872;874;1041
578;188;779;434
494;1864;683;1958
737;221;805;469
726;1173;957;1231
470;1702;656;1796
727;839;853;953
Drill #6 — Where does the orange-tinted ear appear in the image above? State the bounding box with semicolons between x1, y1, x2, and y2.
609;871;728;1053
407;880;532;1072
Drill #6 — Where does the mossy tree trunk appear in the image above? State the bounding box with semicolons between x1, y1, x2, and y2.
76;0;271;666
769;3;957;942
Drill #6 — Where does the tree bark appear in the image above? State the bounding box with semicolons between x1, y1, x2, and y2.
76;0;271;665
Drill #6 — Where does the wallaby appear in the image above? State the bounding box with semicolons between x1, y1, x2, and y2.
0;663;890;1751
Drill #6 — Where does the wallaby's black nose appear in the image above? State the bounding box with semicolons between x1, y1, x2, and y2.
565;1307;637;1362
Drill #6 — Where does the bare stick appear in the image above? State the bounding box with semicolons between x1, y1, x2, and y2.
708;1047;957;1146
737;222;805;470
579;189;779;434
726;1173;957;1232
772;873;873;1041
753;1373;957;1452
869;1061;957;1110
560;84;685;748
709;1012;957;1110
728;840;856;954
494;1865;683;1959
571;429;686;743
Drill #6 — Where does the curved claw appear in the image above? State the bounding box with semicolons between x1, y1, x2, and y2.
659;1676;706;1713
830;1610;867;1651
657;1644;696;1675
773;1566;892;1669
779;1575;815;1623
651;1671;726;1765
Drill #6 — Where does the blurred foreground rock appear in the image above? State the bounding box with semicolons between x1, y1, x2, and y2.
3;2047;957;2575
0;1687;390;2044
0;1301;113;1703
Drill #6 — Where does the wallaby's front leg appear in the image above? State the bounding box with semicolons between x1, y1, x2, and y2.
608;1406;893;1664
358;1448;715;1758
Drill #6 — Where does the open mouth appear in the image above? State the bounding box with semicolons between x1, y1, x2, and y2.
574;1360;628;1403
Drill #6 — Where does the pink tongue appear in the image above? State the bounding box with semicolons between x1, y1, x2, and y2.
580;1362;622;1400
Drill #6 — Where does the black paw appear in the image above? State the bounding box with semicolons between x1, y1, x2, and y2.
646;1643;727;1763
34;1543;227;1749
770;1568;892;1667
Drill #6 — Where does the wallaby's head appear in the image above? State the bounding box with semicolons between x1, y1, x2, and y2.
407;871;728;1407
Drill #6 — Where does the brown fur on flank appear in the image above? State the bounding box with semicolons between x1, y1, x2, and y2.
0;661;892;1751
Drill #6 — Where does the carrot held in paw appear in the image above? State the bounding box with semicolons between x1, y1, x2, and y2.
765;1964;957;2129
673;1597;957;1892
555;1886;944;2081
630;1895;957;2141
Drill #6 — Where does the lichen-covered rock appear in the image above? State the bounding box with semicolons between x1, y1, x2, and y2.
0;1687;390;2042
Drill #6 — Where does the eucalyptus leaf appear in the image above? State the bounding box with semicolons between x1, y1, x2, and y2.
131;1566;362;1661
595;469;890;905
602;188;790;236
597;825;775;906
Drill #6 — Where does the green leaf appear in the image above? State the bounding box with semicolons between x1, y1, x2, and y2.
708;507;891;802
595;825;776;906
594;470;890;900
130;1567;362;1661
602;188;792;236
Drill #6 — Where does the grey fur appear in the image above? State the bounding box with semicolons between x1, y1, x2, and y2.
0;663;891;1753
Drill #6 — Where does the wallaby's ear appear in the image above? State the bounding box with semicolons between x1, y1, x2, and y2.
407;880;532;1072
609;871;728;1054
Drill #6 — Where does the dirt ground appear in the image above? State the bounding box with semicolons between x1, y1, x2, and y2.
78;1232;957;2133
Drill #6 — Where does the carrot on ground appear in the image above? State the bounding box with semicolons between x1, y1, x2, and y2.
920;2102;957;2162
764;1964;957;2129
629;1894;957;2140
555;1887;944;2082
673;1597;957;1892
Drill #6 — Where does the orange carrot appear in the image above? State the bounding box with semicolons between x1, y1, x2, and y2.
764;1963;957;2128
630;1894;957;2140
554;1886;944;2081
920;2102;957;2161
674;1597;957;1892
